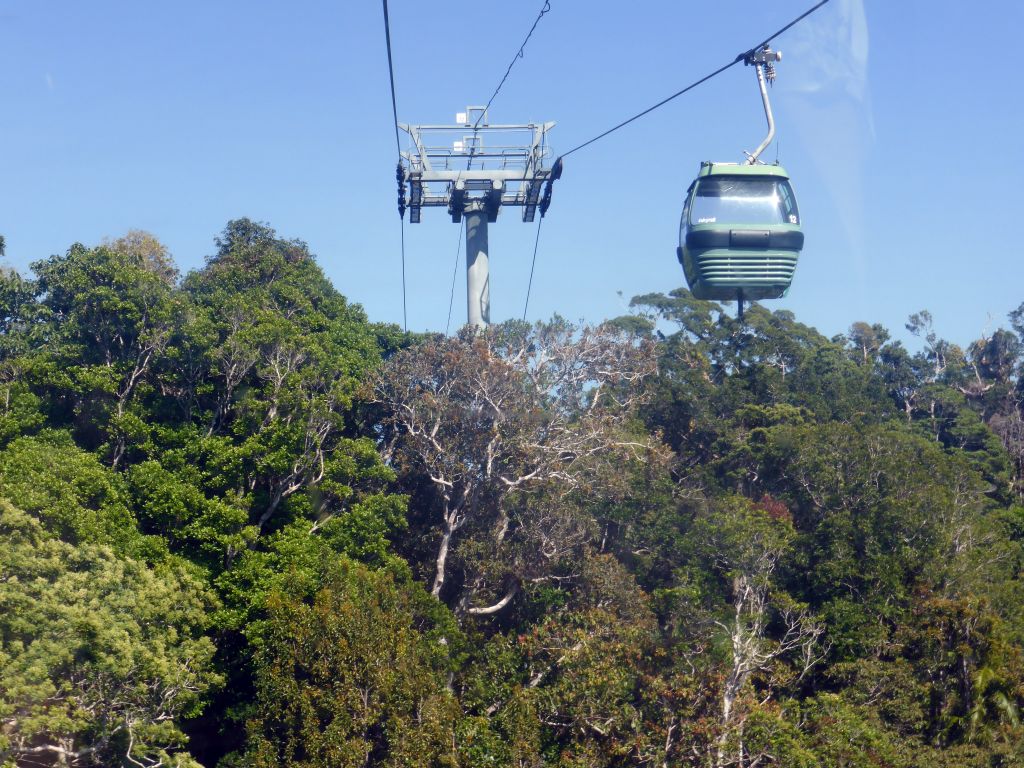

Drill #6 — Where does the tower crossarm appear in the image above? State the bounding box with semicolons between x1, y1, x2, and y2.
398;113;554;224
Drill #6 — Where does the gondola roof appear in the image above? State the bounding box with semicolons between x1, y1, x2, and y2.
694;161;791;180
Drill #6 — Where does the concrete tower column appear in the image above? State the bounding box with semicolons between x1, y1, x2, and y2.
465;202;490;328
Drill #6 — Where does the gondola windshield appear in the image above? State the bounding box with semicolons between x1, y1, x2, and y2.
687;177;799;229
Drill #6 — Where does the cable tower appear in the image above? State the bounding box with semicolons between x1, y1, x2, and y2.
397;107;560;329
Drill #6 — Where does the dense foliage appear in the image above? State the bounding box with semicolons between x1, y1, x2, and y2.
1;226;1023;766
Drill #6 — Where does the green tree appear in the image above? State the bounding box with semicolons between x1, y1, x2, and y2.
240;559;460;768
0;500;218;767
843;321;891;365
0;430;162;559
174;219;397;546
0;267;46;445
677;496;824;768
26;241;179;466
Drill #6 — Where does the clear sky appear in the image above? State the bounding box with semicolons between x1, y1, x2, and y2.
1;0;1021;348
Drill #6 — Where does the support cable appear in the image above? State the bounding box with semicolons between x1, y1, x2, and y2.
381;0;407;331
466;0;552;170
382;0;402;155
475;0;552;129
400;219;408;331
445;220;466;336
524;129;549;320
522;215;544;321
559;0;832;159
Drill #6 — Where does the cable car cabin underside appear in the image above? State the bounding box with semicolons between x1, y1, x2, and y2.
677;162;804;302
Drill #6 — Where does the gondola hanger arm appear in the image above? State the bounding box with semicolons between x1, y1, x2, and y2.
744;46;782;165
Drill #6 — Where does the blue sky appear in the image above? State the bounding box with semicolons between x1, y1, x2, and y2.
0;0;1021;348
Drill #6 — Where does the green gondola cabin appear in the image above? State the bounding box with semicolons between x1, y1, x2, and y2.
677;161;804;302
